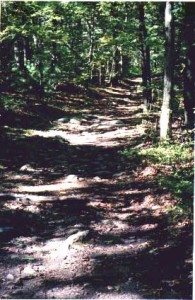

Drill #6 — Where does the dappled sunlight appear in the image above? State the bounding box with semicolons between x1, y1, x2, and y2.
0;0;193;296
24;119;144;148
0;81;192;299
17;176;88;193
0;192;56;202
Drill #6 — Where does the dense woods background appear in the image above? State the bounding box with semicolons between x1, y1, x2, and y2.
0;1;194;299
0;1;194;133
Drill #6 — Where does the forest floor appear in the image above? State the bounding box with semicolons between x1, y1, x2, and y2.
0;80;192;299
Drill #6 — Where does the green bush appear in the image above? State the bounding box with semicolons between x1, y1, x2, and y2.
122;141;193;220
121;148;142;166
122;142;192;166
1;95;25;111
157;170;193;199
139;142;192;165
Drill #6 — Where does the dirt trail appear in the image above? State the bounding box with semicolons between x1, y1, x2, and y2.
0;82;192;299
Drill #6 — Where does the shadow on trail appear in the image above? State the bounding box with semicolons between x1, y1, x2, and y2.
0;165;192;299
0;188;192;299
0;127;146;182
41;240;191;299
0;82;192;299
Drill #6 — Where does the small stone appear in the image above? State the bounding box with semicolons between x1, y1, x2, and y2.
65;174;78;182
93;176;101;181
69;118;81;125
6;274;14;281
141;166;157;177
22;265;36;278
73;224;83;228
55;117;70;123
20;164;35;172
78;177;84;182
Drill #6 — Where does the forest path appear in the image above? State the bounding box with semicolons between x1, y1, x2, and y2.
0;81;191;299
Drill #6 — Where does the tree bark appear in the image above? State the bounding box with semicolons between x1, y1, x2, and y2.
111;45;122;86
183;2;195;129
87;8;96;83
24;37;33;61
121;55;130;78
110;3;122;86
138;2;152;111
17;37;25;70
160;1;174;139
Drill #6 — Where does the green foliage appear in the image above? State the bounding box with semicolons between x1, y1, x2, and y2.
143;126;159;143
1;1;184;92
122;141;193;220
122;141;192;166
140;142;192;165
121;148;142;167
0;94;25;111
158;167;193;220
157;168;193;201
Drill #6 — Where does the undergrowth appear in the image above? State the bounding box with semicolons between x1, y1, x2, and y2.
0;94;25;111
140;142;192;165
122;140;193;221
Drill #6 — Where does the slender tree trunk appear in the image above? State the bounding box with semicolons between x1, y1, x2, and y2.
160;1;174;139
87;10;96;83
106;60;111;84
138;2;152;111
0;0;2;33
101;65;106;86
109;56;115;86
99;64;102;86
14;41;20;68
111;45;121;86
17;37;25;70
121;55;130;78
89;39;95;81
183;3;195;129
110;2;122;86
89;32;95;80
1;40;13;73
14;36;29;71
24;37;32;61
51;41;58;75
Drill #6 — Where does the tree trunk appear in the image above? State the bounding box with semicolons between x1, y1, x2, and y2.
110;3;122;86
101;65;106;86
17;37;25;70
51;41;58;75
24;37;32;61
0;40;13;74
160;1;174;139
138;2;152;111
111;45;122;86
106;60;112;84
121;55;130;78
109;57;115;86
87;10;96;83
183;3;195;129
